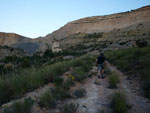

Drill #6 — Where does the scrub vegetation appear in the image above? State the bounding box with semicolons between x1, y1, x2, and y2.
0;54;95;106
105;47;150;98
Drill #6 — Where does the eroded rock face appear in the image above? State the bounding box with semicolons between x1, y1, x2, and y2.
0;33;41;54
14;42;40;54
52;41;62;53
45;6;150;40
0;32;31;45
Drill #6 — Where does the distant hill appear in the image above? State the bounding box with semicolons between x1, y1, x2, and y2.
0;32;41;54
42;5;150;50
44;6;150;39
0;5;150;54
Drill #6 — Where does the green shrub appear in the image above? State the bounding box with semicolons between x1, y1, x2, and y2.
59;102;79;113
86;33;103;39
50;62;69;76
51;87;71;100
73;67;87;82
63;78;75;91
43;49;54;58
88;74;92;78
112;92;128;113
38;86;72;109
136;40;148;48
0;64;13;75
74;74;86;82
115;59;130;71
38;90;56;108
143;78;150;98
97;109;105;113
0;81;12;105
3;98;34;113
108;72;120;88
104;67;112;75
70;59;83;67
119;42;127;45
73;88;86;98
54;77;64;87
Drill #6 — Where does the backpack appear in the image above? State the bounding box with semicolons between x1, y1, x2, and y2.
97;56;105;64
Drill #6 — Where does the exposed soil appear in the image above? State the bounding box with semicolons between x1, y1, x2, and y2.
65;66;114;113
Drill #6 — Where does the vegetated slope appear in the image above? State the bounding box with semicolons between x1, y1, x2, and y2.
105;47;150;98
0;45;27;59
2;59;150;113
0;54;95;106
57;21;150;50
1;6;150;54
34;5;150;51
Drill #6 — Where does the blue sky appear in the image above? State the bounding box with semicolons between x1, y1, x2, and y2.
0;0;149;38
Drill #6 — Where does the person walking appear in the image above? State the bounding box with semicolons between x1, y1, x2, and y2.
96;53;106;79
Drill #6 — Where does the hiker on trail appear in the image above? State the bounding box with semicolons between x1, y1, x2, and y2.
96;53;106;79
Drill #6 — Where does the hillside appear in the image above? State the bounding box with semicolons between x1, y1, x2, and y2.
0;45;27;59
0;6;150;54
0;32;41;54
1;53;150;113
45;6;150;40
1;5;150;113
0;32;31;45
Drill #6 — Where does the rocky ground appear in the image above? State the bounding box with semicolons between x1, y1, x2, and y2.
64;66;114;113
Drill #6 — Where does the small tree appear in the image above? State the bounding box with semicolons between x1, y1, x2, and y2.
43;49;54;58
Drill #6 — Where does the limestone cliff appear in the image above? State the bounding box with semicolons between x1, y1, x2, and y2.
45;6;150;40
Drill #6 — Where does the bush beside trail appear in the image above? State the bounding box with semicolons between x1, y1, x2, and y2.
105;47;150;98
112;92;128;113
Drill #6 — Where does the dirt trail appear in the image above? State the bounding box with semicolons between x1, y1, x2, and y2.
73;62;150;113
66;66;115;113
107;62;150;113
75;76;114;113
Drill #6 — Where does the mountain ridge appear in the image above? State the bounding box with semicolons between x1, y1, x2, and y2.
45;5;150;40
0;5;150;54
